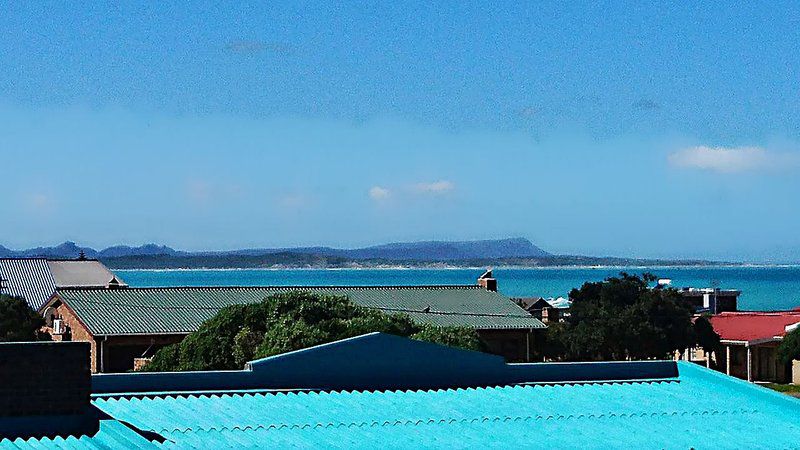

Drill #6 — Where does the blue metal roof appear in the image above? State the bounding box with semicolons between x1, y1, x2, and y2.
4;334;800;448
8;369;800;449
80;364;800;448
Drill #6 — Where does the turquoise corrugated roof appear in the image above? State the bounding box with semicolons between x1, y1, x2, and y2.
55;286;544;335
87;365;800;449
5;362;798;449
1;420;158;449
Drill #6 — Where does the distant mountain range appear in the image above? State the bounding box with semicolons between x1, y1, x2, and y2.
0;238;719;269
0;238;549;260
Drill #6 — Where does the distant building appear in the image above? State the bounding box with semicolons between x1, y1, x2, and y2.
43;278;545;372
0;258;125;310
3;333;800;448
654;279;740;313
678;287;740;313
703;311;800;383
513;297;564;323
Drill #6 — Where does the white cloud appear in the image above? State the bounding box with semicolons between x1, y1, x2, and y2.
667;146;800;173
414;180;455;194
369;186;390;200
29;193;51;209
278;193;308;209
19;192;56;216
186;180;213;204
185;179;244;207
21;193;54;214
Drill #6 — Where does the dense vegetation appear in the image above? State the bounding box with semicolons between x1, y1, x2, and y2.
144;291;484;372
778;327;800;365
540;273;718;361
0;295;49;342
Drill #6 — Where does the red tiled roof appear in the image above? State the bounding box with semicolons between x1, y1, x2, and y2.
710;311;800;343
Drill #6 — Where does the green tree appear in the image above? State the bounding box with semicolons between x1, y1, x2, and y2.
0;295;49;342
777;327;800;365
547;273;698;361
694;315;720;353
144;291;484;372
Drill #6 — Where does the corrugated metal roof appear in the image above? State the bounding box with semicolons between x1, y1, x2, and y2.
56;286;545;336
5;362;799;449
0;258;57;310
0;259;125;311
711;311;800;343
47;260;127;288
0;420;158;449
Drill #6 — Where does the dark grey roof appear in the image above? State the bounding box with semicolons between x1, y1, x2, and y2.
0;259;125;310
0;259;56;310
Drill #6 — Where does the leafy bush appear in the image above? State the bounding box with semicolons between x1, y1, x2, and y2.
0;295;49;342
144;291;484;372
778;327;800;365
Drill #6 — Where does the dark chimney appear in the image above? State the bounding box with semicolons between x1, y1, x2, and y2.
0;342;91;417
0;342;94;440
477;269;498;292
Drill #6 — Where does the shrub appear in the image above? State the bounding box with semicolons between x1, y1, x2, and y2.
144;291;484;371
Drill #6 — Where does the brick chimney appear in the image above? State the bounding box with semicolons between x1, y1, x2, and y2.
477;269;498;292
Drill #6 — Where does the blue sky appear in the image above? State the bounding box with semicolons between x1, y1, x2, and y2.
2;2;800;261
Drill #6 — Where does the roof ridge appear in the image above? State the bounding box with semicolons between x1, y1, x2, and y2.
57;284;484;291
57;297;530;318
92;378;678;401
720;311;800;316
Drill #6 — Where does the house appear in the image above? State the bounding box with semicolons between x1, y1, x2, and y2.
654;279;740;313
3;333;800;448
678;287;740;313
42;280;545;372
0;258;126;310
700;310;800;383
513;297;563;323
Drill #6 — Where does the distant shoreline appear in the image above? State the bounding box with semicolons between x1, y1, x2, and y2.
114;263;800;272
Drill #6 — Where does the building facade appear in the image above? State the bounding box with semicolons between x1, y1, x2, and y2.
685;310;800;383
42;281;545;372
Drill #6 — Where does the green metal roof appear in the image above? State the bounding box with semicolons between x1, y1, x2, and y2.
55;286;545;336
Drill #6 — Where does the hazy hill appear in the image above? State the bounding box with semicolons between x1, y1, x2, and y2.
334;238;550;260
0;238;548;261
98;244;184;258
0;241;98;259
0;238;721;269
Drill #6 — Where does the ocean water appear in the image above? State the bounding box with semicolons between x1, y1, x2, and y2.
117;266;800;312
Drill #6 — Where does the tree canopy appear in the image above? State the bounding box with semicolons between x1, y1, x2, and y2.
145;291;484;372
0;295;49;342
693;315;720;353
778;327;800;365
542;273;716;361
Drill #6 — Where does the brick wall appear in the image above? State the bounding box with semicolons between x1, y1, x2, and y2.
45;299;99;372
0;341;91;417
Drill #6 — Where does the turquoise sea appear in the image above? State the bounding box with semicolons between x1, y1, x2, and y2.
117;266;800;312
